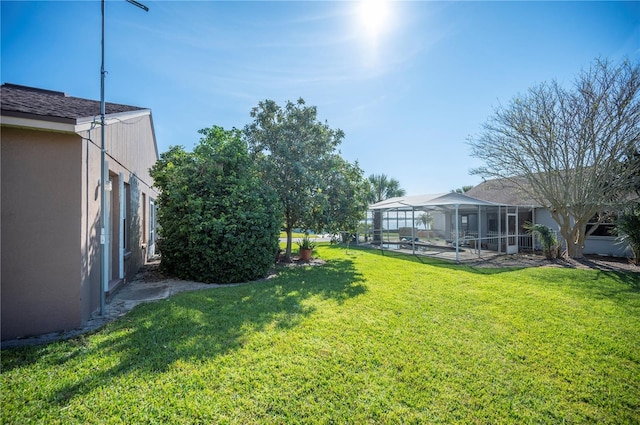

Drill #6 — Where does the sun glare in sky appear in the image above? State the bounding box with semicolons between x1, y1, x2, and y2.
357;0;392;39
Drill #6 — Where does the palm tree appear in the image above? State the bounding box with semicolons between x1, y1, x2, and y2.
523;221;559;259
367;174;406;203
416;212;433;230
367;174;406;242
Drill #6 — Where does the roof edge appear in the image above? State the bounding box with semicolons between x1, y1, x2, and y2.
0;109;76;125
0;114;77;133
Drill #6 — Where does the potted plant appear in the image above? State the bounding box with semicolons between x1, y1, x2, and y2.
297;234;316;261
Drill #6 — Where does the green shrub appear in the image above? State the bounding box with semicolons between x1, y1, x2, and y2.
523;221;559;259
616;203;640;265
150;126;282;283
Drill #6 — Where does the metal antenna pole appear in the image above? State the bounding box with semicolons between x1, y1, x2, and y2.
100;0;107;315
99;0;148;316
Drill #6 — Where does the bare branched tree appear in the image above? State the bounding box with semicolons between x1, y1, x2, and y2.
469;58;640;258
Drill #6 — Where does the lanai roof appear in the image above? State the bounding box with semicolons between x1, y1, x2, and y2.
369;192;500;211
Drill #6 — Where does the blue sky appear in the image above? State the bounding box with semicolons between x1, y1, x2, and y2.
2;1;639;195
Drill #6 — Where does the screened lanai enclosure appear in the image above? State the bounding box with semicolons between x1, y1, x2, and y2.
362;193;536;262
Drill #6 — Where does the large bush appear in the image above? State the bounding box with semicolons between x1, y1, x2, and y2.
150;126;282;283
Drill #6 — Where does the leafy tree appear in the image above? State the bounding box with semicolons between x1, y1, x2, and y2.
149;126;281;283
469;58;640;258
616;203;640;265
244;98;366;260
367;173;406;242
308;155;369;237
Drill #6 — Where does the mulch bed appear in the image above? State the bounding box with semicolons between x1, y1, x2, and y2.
468;253;639;273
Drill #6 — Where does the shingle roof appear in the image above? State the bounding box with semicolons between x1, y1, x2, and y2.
466;178;542;206
0;83;145;123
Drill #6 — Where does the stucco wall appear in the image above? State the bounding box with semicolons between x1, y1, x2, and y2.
533;208;631;257
79;113;158;319
584;237;631;257
2;112;158;340
1;127;82;339
80;130;102;322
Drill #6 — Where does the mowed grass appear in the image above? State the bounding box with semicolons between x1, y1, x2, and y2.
2;246;639;424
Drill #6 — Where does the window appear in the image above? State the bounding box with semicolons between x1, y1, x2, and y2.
586;212;617;237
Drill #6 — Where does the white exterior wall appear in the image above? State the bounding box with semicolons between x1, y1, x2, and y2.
583;237;631;257
533;207;631;257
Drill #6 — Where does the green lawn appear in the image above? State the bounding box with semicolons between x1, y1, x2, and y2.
2;246;639;424
280;231;320;239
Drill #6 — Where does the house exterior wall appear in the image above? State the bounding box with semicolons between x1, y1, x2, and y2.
1;127;83;339
105;114;158;278
468;179;633;258
1;112;158;341
584;237;631;257
534;208;557;229
431;211;446;238
79;130;102;322
531;208;631;257
78;113;158;314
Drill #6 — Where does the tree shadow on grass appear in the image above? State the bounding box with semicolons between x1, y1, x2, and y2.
346;245;526;275
350;245;640;284
558;269;640;304
339;245;640;303
47;258;366;405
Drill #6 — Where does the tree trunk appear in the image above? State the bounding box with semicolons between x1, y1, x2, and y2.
564;227;586;259
566;241;585;259
285;227;293;261
553;211;587;259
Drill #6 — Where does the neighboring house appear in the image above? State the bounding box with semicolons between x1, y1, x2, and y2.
1;83;159;340
466;178;632;258
367;183;632;260
368;192;520;260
